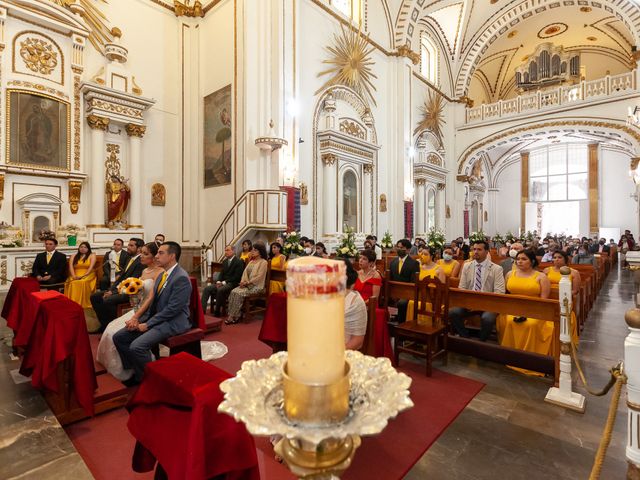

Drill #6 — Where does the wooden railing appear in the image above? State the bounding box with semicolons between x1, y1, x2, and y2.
465;70;637;124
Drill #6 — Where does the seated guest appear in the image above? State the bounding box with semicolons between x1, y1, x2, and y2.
417;246;446;283
590;237;610;254
572;243;595;266
497;251;551;365
31;237;68;289
389;239;420;323
314;242;329;258
239;239;252;262
500;242;524;277
269;242;286;295
97;242;162;381
343;259;367;350
409;238;425;256
225;241;269;324
63;242;97;308
450;240;505;341
201;245;245;316
543;250;581;345
113;241;192;385
100;238;130;290
437;245;461;278
154;233;165;246
354;249;381;302
366;234;382;260
90;238;145;331
303;238;316;256
541;243;558;263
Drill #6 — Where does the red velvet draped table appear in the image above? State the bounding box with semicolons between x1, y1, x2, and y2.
259;292;393;361
189;276;206;330
2;276;40;344
16;290;97;416
127;352;259;480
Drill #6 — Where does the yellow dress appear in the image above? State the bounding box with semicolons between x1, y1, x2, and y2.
546;268;579;346
437;259;457;277
240;252;250;263
269;254;286;295
406;267;439;325
497;272;554;360
63;256;97;308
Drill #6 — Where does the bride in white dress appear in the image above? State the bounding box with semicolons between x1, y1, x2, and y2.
96;242;163;381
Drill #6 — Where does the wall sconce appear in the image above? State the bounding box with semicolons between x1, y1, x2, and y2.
255;120;288;152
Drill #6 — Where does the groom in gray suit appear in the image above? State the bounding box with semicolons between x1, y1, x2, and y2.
114;241;192;384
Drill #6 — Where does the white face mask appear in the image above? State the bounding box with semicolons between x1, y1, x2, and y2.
509;249;518;258
443;253;453;261
542;244;549;249
304;247;312;255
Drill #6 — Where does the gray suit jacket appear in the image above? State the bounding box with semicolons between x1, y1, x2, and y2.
141;264;192;336
500;258;515;278
459;260;505;294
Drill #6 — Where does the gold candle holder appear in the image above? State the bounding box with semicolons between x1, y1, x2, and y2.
282;361;351;426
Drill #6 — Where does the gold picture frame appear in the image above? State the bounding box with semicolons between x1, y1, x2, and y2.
6;89;71;172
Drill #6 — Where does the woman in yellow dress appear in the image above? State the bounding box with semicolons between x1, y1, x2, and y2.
543;250;581;345
406;246;446;324
239;239;252;263
497;250;552;358
269;241;286;294
64;241;97;308
437;245;461;278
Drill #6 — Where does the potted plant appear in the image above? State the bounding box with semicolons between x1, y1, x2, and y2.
65;224;81;246
282;231;304;259
335;225;358;258
426;227;446;252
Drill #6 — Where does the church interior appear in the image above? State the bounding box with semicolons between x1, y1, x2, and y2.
1;0;640;478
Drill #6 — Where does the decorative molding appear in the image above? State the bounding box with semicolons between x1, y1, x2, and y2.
125;123;146;137
437;183;445;191
427;153;442;167
88;98;143;119
363;164;374;174
339;119;366;140
151;183;166;206
0;174;4;209
73;75;80;170
415;178;426;186
0;257;6;285
19;36;58;75
68;180;82;214
394;44;420;64
86;114;109;131
321;153;338;166
174;0;204;18
7;80;67;100
379;194;387;213
319;139;376;160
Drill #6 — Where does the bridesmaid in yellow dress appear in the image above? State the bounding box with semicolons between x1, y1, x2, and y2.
64;241;97;308
406;246;446;324
543;250;581;345
239;239;252;263
436;245;461;278
497;250;552;359
269;241;286;294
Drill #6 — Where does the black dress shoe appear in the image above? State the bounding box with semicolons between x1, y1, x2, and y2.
122;377;140;388
213;310;221;317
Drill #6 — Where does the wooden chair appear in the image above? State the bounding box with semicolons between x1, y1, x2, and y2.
241;260;272;322
160;290;205;359
359;295;378;356
391;276;449;376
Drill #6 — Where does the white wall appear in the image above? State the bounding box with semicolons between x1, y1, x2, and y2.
494;161;521;235
601;148;638;236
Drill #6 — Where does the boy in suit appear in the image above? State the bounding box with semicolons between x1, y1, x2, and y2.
31;238;68;289
90;238;145;331
388;239;420;323
114;241;192;384
201;244;245;316
99;238;130;290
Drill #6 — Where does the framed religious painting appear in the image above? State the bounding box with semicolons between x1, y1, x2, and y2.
203;85;232;188
6;89;70;172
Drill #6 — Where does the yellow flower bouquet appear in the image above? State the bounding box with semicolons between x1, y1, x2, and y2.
118;277;144;295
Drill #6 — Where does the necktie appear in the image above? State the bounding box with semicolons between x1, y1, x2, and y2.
474;263;483;291
157;272;168;293
398;257;404;274
46;252;52;264
125;257;134;272
115;252;122;272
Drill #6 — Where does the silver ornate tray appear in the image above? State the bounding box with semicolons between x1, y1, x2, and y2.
218;350;413;446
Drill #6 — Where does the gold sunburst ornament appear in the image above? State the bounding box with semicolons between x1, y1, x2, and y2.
316;26;378;106
414;91;446;147
51;0;114;53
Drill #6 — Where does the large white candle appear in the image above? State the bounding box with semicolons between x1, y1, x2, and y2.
286;257;346;385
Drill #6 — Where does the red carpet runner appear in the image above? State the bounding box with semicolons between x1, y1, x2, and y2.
67;319;484;480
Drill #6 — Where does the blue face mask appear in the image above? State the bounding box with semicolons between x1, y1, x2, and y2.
443;253;453;261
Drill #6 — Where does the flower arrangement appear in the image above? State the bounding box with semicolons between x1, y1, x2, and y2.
282;231;304;257
118;277;145;295
492;233;505;246
426;227;446;251
523;230;534;241
381;231;393;249
504;231;517;244
335;225;358;258
37;229;56;242
468;230;488;244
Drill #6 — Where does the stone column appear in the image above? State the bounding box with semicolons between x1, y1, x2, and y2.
626;308;640;477
588;143;599;235
486;188;499;236
86;115;109;226
363;164;373;234
125;124;146;227
520;151;529;235
415;179;426;235
322;153;338;236
436;182;446;230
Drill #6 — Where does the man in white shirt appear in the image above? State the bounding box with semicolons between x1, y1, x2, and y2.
450;240;505;341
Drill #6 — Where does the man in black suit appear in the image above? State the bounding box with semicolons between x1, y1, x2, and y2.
99;238;130;290
201;244;245;316
590;238;611;255
31;238;68;289
90;238;145;331
388;239;420;323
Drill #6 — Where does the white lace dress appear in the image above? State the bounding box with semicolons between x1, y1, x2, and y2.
96;278;154;381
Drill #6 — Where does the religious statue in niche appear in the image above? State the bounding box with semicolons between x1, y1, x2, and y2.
299;182;308;205
469;159;484;185
379;194;387;213
151;183;166;206
105;144;130;228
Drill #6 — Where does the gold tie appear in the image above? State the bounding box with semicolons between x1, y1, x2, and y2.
157;272;168;293
125;257;134;272
46;252;52;264
115;252;122;273
398;257;404;274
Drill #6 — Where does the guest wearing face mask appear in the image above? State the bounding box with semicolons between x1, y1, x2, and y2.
541;243;558;263
572;243;596;266
500;242;524;277
388;239;420;323
590;237;610;255
303;239;316;256
437;245;461;278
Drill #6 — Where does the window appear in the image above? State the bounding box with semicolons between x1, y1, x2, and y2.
343;170;358;230
427;189;436;230
332;0;361;23
420;33;438;83
528;144;588;202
